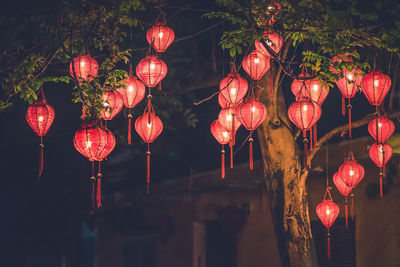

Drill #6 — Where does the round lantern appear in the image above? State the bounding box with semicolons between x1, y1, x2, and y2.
219;68;248;106
316;188;340;260
73;124;107;162
218;92;230;108
369;143;392;197
290;75;308;99
101;90;124;121
69;54;98;81
218;107;241;134
146;21;175;53
211;120;232;178
136;55;167;88
361;70;391;107
333;171;352;227
288;99;321;133
242;50;270;80
26;98;55;178
255;31;283;58
304;78;329;105
135;99;163;194
118;68;146;145
236;98;268;170
338;154;365;188
368;116;395;143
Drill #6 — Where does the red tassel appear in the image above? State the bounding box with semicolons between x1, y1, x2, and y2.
146;150;151;194
313;124;317;147
221;147;225;179
380;175;383;198
309;127;313;151
232;116;236;145
351;193;354;219
327;232;331;260
230;142;234;168
342;96;346;116
96;174;102;208
38;139;44;181
158;82;162;91
249;138;254;170
348;106;352;139
90;161;95;214
345;197;348;228
128;113;132;145
303;131;308;169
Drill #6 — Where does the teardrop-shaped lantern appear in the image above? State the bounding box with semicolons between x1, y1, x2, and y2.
146;21;175;53
288;99;321;131
211;120;232;179
368;116;395;143
242;50;270;80
101;90;124;120
26;97;55;178
304;78;329;105
333;171;352;227
69;54;98;81
290;75;308;99
335;68;362;99
218;92;230;108
136;55;167;88
73;124;108;162
218;107;241;133
219;67;248;106
95;128;116;162
361;70;391;106
369;143;392;168
255;31;283;57
338;153;365;188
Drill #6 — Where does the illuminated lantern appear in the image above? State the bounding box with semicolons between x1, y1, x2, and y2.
26;96;55;179
255;31;283;58
369;143;392;197
211;120;232;178
218;107;241;168
218;92;230;108
304;78;329;105
101;90;123;121
338;153;365;188
242;50;270;80
219;66;248;106
135;99;163;194
69;54;98;81
236;98;268;170
136;55;167;88
333;172;352;227
118;67;146;145
368;116;394;143
146;20;175;53
316;188;340;260
290;75;308;99
361;70;391;107
265;1;281;26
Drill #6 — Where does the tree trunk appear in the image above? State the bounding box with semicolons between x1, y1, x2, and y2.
256;69;314;267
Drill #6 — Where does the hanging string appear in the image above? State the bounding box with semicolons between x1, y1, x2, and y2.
221;145;225;179
90;161;96;214
249;131;254;171
96;161;102;208
38;136;44;181
146;143;151;195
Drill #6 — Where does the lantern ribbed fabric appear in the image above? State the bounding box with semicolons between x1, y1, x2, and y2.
288;99;321;131
101;90;124;120
95;128;116;161
236;98;268;131
135;109;163;144
368;116;395;143
136;55;167;88
242;50;270;80
146;22;175;53
255;31;283;57
361;71;391;106
304;78;329;105
290;76;307;99
335;68;362;99
211;120;231;179
338;155;365;188
69;54;98;81
369;143;392;168
218;107;241;133
73;124;108;161
218;92;230;108
219;72;248;106
333;171;352;228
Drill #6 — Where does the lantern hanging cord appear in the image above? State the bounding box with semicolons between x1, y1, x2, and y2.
233;133;251;156
325;141;329;188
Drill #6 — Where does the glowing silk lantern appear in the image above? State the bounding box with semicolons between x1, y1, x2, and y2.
146;20;175;53
136;55;167;88
135;99;163;194
338;153;365;188
304;78;329;105
236;98;268;170
218;92;230;108
290;75;308;99
361;70;391;108
118;68;146;145
242;50;270;80
218;107;241;168
369;143;392;197
26;97;55;179
316;188;340;260
101;90;123;121
69;54;98;81
333;172;352;227
368;116;394;143
255;31;283;57
211;120;232;179
219;67;248;106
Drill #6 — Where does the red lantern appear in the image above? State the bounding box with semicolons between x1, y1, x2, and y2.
242;50;270;80
26;96;55;178
219;66;248;106
304;78;329;105
117;67;146;145
146;21;175;53
316;188;340;260
369;143;392;197
74;124;108;162
361;70;391;107
211;120;232;178
218;92;230;108
101;90;124;121
135;99;163;194
255;31;283;57
218;107;241;134
338;153;365;188
236;98;268;170
290;75;307;99
368;116;395;143
333;171;352;227
69;54;98;81
136;55;167;88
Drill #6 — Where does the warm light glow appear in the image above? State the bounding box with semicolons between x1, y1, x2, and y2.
251;106;256;113
349;170;354;176
347;74;354;81
374;80;379;87
128;85;134;92
230;88;237;95
222;131;228;138
227;114;232;122
86;141;92;148
158;32;164;38
303;105;308;111
379;146;384;152
268;5;273;10
313;84;319;91
147;122;152;128
80;61;86;67
38;116;44;122
150;63;155;70
104;102;109;107
254;58;260;64
378;122;382;128
266;41;272;47
326;209;331;215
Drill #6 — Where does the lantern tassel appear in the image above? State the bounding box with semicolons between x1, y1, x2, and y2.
345;196;348;228
221;146;225;179
327;230;331;260
303;130;308;169
230;142;234;168
38;138;44;181
309;127;313;151
96;174;102;208
314;124;317;147
158;82;162;91
128;112;132;145
351;193;354;219
249;137;254;170
342;96;346;116
146;150;151;195
348;100;352;139
380;175;383;198
90;161;95;214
